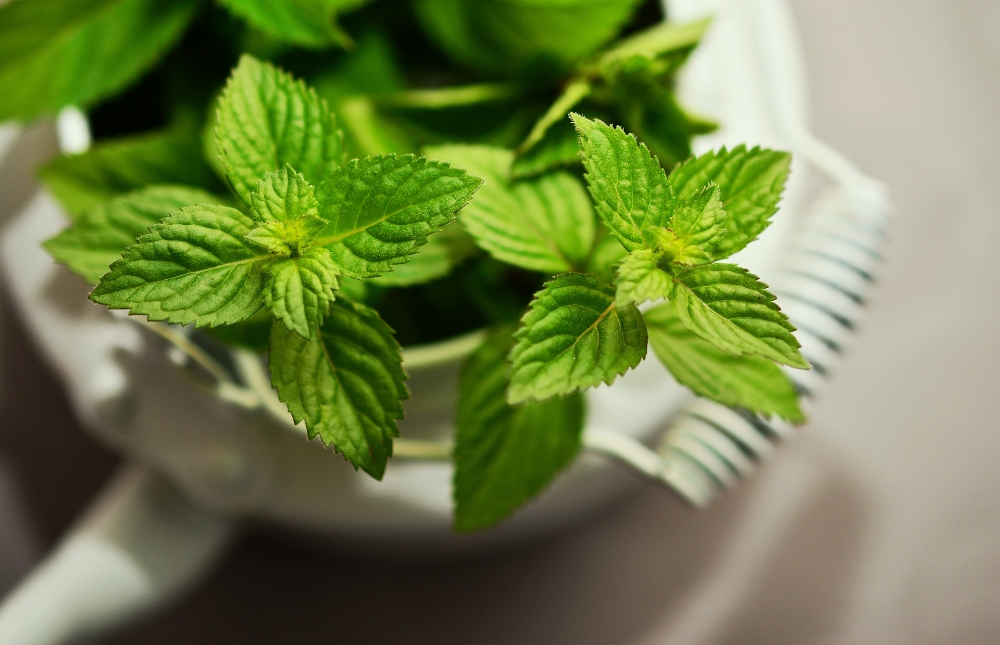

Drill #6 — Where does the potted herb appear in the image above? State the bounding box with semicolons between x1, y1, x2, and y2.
0;0;807;535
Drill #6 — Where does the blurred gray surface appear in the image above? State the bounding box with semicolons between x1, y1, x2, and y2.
2;0;1000;643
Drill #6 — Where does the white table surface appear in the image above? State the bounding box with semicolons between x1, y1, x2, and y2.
2;1;999;643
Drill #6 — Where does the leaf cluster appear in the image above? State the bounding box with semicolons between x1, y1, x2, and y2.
10;0;813;534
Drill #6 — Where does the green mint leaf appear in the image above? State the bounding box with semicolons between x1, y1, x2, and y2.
668;146;791;259
264;248;339;338
572;113;674;251
415;0;643;77
0;0;199;122
215;55;345;205
671;263;808;368
90;204;269;327
425;145;594;273
217;0;371;49
269;299;407;479
615;249;672;306
44;185;218;285
369;221;476;287
518;79;591;155
314;153;482;278
645;303;804;422
595;18;711;70
655;184;725;266
453;327;585;533
245;165;327;255
509;273;647;405
38;125;222;219
511;118;581;180
249;165;320;224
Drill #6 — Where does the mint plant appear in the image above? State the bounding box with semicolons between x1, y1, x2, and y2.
2;0;809;533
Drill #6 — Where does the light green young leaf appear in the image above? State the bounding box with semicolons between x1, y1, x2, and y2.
369;221;476;287
263;247;339;338
245;166;327;255
654;184;725;266
44;185;219;285
668;145;791;259
215;55;345;205
671;263;808;368
90;204;270;327
314;153;482;278
269;299;408;479
453;327;585;533
426;145;594;273
249;165;320;224
615;249;672;306
0;0;199;122
38;125;222;219
509;273;647;405
572;113;674;251
217;0;371;49
645;303;804;422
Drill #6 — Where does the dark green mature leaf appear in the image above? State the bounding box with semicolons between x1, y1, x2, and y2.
671;263;808;368
91;204;270;326
217;0;371;49
263;248;339;338
44;185;218;285
645;304;804;422
426;145;594;273
453;327;585;533
38;126;221;219
509;273;647;405
314;153;482;278
215;55;345;205
572;113;674;251
668;146;791;259
369;221;476;287
0;0;199;122
269;300;407;479
615;249;672;306
415;0;643;77
654;184;725;266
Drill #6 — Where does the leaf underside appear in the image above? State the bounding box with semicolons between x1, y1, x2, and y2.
426;145;594;273
671;263;807;369
44;185;218;285
645;304;804;422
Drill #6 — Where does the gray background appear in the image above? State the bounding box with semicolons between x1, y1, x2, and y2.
2;0;1000;643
